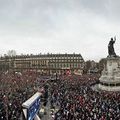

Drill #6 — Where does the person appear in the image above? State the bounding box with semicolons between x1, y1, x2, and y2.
108;37;117;57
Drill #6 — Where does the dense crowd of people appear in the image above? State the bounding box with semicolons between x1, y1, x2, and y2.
0;70;120;120
0;70;40;120
49;75;120;120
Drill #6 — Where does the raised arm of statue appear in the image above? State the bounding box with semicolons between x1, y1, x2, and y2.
114;36;116;42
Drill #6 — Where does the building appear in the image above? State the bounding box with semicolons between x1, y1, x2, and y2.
0;53;85;75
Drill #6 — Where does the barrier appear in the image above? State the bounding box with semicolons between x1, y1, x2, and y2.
22;92;42;120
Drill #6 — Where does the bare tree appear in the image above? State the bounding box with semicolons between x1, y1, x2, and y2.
7;50;16;56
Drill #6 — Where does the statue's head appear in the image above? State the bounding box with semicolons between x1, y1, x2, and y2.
111;38;113;41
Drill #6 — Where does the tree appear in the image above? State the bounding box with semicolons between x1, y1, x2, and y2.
98;58;107;73
84;60;91;74
7;50;16;57
86;60;91;69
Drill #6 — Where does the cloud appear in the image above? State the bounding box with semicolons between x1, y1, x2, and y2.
0;0;120;61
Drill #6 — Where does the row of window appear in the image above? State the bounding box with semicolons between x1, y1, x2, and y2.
15;63;83;68
49;63;82;68
22;57;82;60
49;59;83;62
15;59;83;63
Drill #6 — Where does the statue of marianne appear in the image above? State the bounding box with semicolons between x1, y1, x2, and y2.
108;37;117;57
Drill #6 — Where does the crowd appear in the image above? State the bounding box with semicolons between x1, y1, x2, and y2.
0;70;39;120
49;74;120;120
0;70;120;120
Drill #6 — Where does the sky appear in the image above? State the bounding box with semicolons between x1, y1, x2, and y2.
0;0;120;62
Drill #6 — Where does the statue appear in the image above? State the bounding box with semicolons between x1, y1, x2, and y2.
108;37;117;57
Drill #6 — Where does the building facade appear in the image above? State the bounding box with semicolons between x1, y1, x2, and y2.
0;53;84;75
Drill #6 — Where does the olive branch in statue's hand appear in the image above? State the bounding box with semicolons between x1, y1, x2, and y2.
114;36;116;41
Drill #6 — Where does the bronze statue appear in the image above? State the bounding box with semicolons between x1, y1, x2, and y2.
108;37;116;57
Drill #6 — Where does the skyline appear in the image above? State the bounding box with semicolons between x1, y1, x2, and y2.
0;0;120;62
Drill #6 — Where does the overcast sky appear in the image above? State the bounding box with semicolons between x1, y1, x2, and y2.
0;0;120;61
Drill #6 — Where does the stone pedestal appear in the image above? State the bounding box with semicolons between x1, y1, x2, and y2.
99;56;120;91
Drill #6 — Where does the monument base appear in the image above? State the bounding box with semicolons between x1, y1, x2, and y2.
98;84;120;91
98;56;120;91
